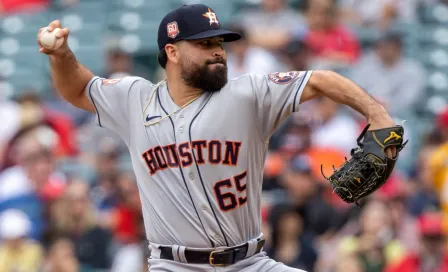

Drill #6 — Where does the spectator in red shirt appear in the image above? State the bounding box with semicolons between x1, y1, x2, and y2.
385;212;448;272
0;0;48;14
110;172;143;245
302;0;361;69
15;91;78;158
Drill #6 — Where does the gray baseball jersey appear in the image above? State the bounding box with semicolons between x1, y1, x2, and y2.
85;71;312;249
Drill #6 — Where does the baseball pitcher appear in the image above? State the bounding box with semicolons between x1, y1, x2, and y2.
37;4;405;272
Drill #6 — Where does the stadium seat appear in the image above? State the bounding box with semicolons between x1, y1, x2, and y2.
0;11;53;35
107;10;145;31
10;45;46;70
0;36;21;57
7;31;40;47
420;3;448;24
67;25;103;46
49;2;108;42
74;46;105;75
108;20;159;52
424;94;448;115
0;58;16;79
110;0;173;13
7;69;49;95
419;46;448;68
417;24;448;46
426;69;448;94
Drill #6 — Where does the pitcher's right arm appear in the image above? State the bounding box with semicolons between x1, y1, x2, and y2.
38;20;95;113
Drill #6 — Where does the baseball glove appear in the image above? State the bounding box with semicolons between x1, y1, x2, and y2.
321;124;407;205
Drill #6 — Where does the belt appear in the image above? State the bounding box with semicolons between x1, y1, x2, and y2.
159;239;265;267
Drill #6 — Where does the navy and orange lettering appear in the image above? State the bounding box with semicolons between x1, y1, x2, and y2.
178;142;193;167
209;140;222;164
154;146;168;170
223;141;241;166
163;144;179;168
142;149;159;176
191;140;207;164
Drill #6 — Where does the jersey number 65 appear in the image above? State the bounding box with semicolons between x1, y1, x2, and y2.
213;170;247;212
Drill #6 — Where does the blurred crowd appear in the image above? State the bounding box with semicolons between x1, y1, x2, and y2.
1;0;448;271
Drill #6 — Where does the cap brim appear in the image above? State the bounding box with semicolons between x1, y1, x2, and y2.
183;29;241;42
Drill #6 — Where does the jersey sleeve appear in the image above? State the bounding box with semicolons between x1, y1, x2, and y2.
251;70;312;140
85;76;142;143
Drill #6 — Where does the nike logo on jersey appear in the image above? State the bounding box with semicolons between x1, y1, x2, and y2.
142;140;242;176
146;115;162;122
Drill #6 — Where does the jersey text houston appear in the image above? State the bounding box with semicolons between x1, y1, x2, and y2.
142;140;242;175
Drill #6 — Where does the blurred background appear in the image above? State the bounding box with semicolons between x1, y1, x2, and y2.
1;0;448;271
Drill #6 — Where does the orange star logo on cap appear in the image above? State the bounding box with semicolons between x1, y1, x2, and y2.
203;8;219;25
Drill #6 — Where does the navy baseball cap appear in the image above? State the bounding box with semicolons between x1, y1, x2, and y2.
157;4;242;51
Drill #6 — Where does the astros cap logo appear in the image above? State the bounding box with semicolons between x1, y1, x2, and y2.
203;8;219;25
167;21;179;39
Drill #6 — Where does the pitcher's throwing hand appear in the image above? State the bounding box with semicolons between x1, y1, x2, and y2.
37;20;70;56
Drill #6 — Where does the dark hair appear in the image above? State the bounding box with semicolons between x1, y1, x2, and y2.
1;122;49;170
378;31;404;48
302;0;338;13
158;49;168;69
108;49;129;59
268;203;304;251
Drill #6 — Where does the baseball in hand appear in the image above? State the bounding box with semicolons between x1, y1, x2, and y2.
39;27;64;50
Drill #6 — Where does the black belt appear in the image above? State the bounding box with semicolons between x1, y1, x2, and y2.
159;239;265;267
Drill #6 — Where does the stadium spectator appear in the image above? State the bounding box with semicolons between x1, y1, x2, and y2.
235;0;306;51
109;172;143;245
337;200;407;272
280;38;312;72
333;254;365;272
408;145;440;217
428;108;448;219
225;24;285;79
13;91;78;158
45;83;93;127
0;209;44;272
349;31;426;118
280;155;341;237
104;48;134;79
384;212;448;272
381;180;420;252
340;0;420;29
0;95;21;166
111;242;146;272
0;128;65;241
267;203;318;271
309;96;360;155
49;181;113;270
303;0;361;69
437;108;448;142
263;118;313;191
90;145;122;212
41;237;79;272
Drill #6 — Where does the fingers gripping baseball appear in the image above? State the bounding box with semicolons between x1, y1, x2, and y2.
37;20;70;55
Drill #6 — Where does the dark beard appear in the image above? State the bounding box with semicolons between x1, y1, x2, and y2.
181;58;228;92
